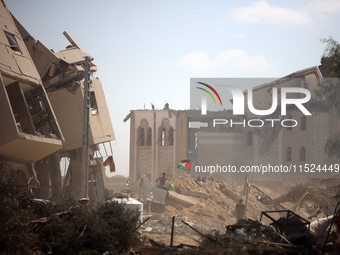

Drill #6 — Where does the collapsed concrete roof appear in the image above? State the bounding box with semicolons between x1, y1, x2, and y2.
12;15;97;92
12;12;115;150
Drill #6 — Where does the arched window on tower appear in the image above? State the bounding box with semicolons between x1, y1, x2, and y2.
247;131;253;146
160;128;166;146
300;116;306;130
286;146;292;161
300;146;306;161
168;127;174;146
137;127;145;146
146;127;152;146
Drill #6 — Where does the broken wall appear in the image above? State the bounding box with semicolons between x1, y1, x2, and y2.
0;1;63;164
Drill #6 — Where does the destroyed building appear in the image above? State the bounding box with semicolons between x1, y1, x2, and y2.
0;1;115;201
0;1;64;194
128;64;340;182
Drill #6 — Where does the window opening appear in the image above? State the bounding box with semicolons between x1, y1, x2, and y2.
5;32;21;53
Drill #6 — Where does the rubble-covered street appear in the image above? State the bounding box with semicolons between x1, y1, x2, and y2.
120;175;340;254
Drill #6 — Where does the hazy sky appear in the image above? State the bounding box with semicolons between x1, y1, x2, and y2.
6;0;340;176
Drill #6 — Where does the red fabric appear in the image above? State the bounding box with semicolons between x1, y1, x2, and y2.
103;155;115;172
184;160;192;172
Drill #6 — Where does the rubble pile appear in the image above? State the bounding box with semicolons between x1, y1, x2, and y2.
133;175;340;253
140;214;201;246
272;180;336;216
163;175;279;228
193;218;319;255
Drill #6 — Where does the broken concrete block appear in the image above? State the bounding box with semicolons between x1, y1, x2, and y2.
177;189;209;199
220;186;241;202
168;191;197;206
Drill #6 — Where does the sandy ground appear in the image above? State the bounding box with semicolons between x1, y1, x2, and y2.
122;175;339;247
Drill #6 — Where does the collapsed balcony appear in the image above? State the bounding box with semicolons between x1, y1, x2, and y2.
0;74;63;163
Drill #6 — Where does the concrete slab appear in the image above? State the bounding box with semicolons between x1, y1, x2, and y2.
178;189;209;199
168;191;198;206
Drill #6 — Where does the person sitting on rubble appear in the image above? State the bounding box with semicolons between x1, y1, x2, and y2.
235;198;246;222
156;172;170;190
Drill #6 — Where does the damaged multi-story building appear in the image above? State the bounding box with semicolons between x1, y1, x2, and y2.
0;1;115;201
128;63;340;183
0;1;64;195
